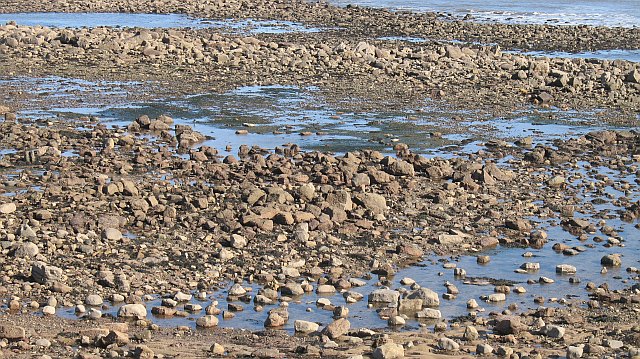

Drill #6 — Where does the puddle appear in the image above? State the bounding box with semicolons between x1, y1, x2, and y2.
0;13;323;34
11;82;631;157
377;36;640;63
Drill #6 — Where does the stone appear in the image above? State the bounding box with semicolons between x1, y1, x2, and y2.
31;262;64;284
477;343;494;355
210;343;225;355
294;320;319;334
42;305;56;315
601;254;622;266
567;345;584;358
102;228;122;241
415;308;441;319
14;242;39;258
281;282;305;296
438;337;460;351
494;316;525;335
388;316;405;326
488;293;506;302
368;289;400;304
0;325;26;340
228;283;247;296
316;284;336;294
604;339;624;349
118;304;147;318
0;202;16;214
398;298;422;312
372;343;405;359
464;326;479;341
85;294;103;306
322;318;350;339
407;287;440;307
541;325;565;338
196;315;219;328
354;193;387;214
556;264;577;274
229;234;247;249
388;160;415;176
133;345;155;359
35;338;51;347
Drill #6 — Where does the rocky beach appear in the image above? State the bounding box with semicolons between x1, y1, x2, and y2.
0;0;638;358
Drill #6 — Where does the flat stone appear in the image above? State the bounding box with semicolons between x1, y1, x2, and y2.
556;264;577;274
118;304;147;318
0;325;25;340
368;289;400;304
294;320;320;334
85;294;103;306
0;202;16;214
196;315;219;328
372;342;405;359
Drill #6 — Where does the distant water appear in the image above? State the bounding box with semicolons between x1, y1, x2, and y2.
0;13;320;33
331;0;640;28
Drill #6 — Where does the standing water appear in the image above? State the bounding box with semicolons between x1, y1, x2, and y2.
330;0;640;28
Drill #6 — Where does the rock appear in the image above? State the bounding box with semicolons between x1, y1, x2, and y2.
0;202;16;214
520;262;540;271
505;218;532;232
316;284;336;294
603;339;624;349
464;326;479;341
601;254;622;266
118;304;147;318
556;264;577;274
407;287;440;307
354;193;387;214
174;292;192;301
567;345;584;358
494;316;525;335
210;343;225;355
398;298;422;312
488;293;506;302
133;345;154;359
281;282;305;296
31;262;64;284
14;242;39;258
196;315;219;328
35;338;51;347
0;325;25;340
228;283;247;296
388;316;405;326
467;299;479;309
477;343;494;355
548;176;566;187
42;306;55;315
372;342;405;359
85;294;103;306
294;320;319;334
388;160;415;176
415;308;441;319
541;325;565;338
229;234;247;249
369;289;400;304
322;318;350;339
438;337;460;351
102;228;122;241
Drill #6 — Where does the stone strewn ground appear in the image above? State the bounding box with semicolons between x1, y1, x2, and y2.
1;0;639;52
0;24;639;118
0;111;638;358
